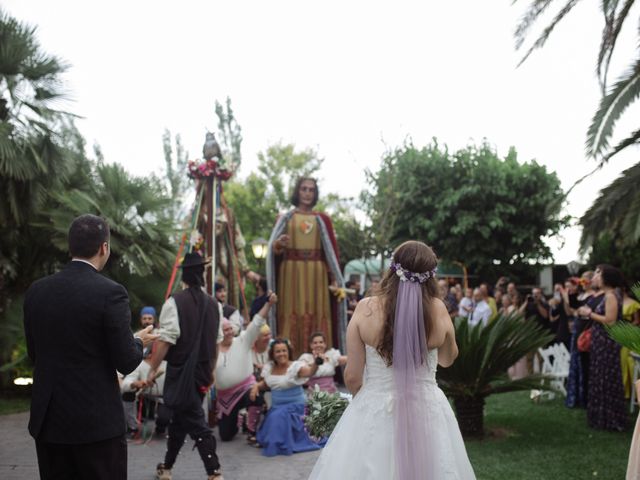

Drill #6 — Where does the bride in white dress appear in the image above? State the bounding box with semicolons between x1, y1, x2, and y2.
309;240;476;480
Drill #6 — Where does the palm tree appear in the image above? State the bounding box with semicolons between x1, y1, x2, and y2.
42;162;176;280
514;0;640;164
0;10;72;386
0;8;70;226
437;314;554;438
580;161;640;250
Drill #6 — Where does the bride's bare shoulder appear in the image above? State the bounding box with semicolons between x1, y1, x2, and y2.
357;295;380;312
351;296;381;322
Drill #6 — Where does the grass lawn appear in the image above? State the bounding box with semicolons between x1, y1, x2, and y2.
0;396;30;415
465;391;635;479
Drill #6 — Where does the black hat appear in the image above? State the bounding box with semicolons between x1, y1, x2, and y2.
179;252;210;269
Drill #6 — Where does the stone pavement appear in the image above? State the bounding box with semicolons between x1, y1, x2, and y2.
0;412;321;480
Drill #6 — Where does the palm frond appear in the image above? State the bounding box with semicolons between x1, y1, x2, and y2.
516;0;583;67
606;319;640;354
438;314;554;398
587;55;640;159
599;127;640;164
514;0;557;50
579;160;640;250
596;0;635;92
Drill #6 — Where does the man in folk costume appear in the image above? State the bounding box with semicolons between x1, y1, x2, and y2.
149;253;224;480
266;177;347;356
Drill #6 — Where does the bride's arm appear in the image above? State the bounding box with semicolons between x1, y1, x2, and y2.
435;299;459;368
344;308;366;395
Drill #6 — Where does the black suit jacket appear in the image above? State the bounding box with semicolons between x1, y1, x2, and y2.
23;261;143;444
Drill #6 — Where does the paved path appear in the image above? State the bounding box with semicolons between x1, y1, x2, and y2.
0;412;320;480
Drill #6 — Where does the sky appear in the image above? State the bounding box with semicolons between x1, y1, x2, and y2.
5;0;639;264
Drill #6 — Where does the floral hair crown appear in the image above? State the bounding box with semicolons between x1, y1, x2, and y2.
389;261;437;284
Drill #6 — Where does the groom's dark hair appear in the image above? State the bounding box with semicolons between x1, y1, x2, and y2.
68;214;110;258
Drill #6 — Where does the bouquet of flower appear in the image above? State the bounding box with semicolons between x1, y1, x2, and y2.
606;282;640;353
187;151;237;181
304;386;350;439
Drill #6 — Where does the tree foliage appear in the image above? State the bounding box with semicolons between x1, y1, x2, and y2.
215;97;242;168
162;129;189;224
223;143;364;271
0;8;71;227
580;160;640;253
362;140;569;277
256;142;323;211
514;0;640;164
586;234;640;283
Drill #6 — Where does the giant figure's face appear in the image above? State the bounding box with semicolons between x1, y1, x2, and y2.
298;179;317;208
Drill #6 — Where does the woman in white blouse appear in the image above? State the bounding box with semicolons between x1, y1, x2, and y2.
249;338;325;456
299;332;347;394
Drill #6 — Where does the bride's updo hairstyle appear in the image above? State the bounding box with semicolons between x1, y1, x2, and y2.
376;240;439;366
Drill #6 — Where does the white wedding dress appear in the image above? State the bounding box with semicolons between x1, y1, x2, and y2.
308;344;475;479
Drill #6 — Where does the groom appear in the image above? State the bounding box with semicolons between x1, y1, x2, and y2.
24;214;158;479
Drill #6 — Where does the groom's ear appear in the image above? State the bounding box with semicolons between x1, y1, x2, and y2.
99;241;110;260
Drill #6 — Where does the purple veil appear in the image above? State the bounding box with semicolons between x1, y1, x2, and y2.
393;279;433;479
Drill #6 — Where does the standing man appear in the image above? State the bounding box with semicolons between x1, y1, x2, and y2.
23;214;157;479
469;288;492;327
150;253;223;480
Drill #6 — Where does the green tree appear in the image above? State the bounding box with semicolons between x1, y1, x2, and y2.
363;140;569;278
317;193;368;268
224;143;365;271
515;0;640;163
162;129;189;224
0;8;71;227
256;142;323;211
215;96;242;168
0;9;72;304
42;161;176;281
586;234;640;283
580;161;640;252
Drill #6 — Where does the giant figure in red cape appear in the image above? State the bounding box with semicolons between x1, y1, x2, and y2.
266;178;347;356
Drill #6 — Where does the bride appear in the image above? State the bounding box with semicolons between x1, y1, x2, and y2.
308;240;475;479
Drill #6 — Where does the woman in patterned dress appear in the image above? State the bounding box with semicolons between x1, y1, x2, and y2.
578;264;628;431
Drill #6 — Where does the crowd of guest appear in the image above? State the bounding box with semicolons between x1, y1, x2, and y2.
437;264;638;434
120;262;637;461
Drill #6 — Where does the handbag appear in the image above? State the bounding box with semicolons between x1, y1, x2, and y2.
576;296;606;353
163;294;208;410
577;328;591;352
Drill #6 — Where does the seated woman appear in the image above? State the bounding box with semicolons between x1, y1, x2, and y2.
299;332;347;394
250;338;325;456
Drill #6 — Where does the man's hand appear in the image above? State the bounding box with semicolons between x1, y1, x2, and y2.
246;271;260;283
134;325;159;348
131;380;147;390
267;292;278;305
249;384;260;402
276;234;290;248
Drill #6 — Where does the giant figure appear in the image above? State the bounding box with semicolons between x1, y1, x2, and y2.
266;178;347;355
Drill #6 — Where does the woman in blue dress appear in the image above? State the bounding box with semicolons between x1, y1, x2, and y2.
249;338;325;456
